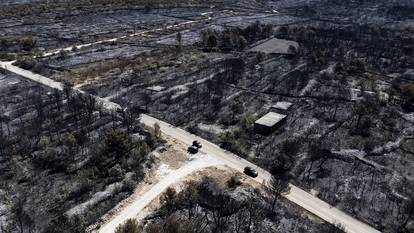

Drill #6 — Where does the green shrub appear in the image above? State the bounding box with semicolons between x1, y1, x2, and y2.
219;128;249;157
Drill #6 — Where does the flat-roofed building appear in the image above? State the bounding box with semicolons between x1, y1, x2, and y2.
254;112;287;135
271;101;293;114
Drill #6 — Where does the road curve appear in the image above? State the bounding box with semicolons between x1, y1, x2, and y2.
98;156;222;233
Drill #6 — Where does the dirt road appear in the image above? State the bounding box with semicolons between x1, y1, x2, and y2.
0;27;381;233
138;115;382;233
0;60;381;233
37;11;215;58
98;154;222;233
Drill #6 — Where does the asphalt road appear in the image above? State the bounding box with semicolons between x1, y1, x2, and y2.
137;115;381;233
0;33;381;233
0;61;121;111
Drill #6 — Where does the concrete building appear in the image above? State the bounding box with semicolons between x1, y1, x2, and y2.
254;112;287;135
270;101;293;114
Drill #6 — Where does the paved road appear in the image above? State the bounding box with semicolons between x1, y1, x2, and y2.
0;34;381;233
0;61;63;90
0;61;121;111
139;115;381;233
37;11;215;58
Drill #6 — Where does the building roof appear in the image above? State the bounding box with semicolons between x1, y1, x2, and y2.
146;85;165;92
248;38;299;55
255;112;287;127
272;101;293;111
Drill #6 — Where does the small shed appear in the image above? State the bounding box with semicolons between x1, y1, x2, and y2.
270;101;293;114
254;112;287;135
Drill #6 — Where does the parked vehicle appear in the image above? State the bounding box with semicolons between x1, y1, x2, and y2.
193;140;202;148
244;166;258;178
188;145;199;154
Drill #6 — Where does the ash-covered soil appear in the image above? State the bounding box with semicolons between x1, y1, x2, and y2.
0;71;161;232
1;0;414;233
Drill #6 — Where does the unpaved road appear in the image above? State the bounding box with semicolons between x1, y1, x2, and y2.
37;11;214;58
0;20;381;233
98;154;222;233
138;115;381;233
0;58;381;233
38;20;197;58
